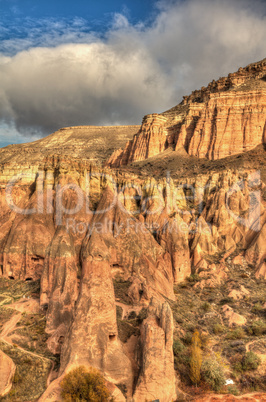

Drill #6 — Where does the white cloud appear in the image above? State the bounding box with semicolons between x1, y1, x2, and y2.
0;0;266;144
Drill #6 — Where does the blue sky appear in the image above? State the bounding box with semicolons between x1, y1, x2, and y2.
0;0;155;22
0;0;158;55
0;0;266;148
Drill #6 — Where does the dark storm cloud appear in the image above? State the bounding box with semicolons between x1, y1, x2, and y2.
0;0;266;141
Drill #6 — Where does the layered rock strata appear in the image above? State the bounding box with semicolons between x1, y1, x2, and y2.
108;58;266;166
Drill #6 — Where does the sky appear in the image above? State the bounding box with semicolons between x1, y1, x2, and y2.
0;0;266;148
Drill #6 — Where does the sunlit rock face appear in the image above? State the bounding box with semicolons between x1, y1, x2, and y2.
108;58;266;167
133;298;177;402
0;351;16;397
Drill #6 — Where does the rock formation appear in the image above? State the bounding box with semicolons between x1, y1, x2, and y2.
0;57;266;401
0;350;16;397
60;229;133;399
108;58;266;166
40;226;79;353
133;298;177;402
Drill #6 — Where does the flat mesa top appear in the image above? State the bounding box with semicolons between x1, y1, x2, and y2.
0;125;141;165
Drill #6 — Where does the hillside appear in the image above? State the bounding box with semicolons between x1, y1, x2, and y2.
0;58;266;402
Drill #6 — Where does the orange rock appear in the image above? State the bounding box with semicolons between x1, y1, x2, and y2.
0;350;16;397
40;226;79;343
133;298;177;402
222;305;247;327
228;285;250;300
59;230;133;396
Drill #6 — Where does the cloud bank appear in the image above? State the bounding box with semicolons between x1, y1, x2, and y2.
0;0;266;142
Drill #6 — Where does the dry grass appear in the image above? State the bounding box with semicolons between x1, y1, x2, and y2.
0;340;51;401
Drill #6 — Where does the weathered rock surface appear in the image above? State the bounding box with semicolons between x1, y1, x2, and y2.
0;350;16;397
40;226;78;338
222;305;247;327
60;229;133;397
133;298;177;402
228;285;250;300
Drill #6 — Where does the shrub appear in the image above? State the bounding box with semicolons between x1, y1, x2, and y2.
227;384;240;396
201;302;211;312
137;308;148;324
61;366;110;402
247;320;266;336
189;330;202;386
231;351;261;372
213;323;225;335
230;353;245;372
173;338;185;357
173;338;190;383
242;351;261;371
187;274;200;283
226;328;245;340
201;358;225;392
182;332;193;345
251;303;264;314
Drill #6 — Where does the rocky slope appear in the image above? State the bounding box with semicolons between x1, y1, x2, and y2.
0;58;266;401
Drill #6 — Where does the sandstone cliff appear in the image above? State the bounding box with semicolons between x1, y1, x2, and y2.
108;58;266;166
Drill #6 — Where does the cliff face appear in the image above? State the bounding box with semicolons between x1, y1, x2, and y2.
108;58;266;167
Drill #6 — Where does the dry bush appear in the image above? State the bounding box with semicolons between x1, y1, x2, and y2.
61;366;110;402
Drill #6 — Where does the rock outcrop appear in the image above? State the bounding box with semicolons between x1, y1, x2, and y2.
0;350;16;397
40;226;78;353
133;298;177;402
60;229;133;398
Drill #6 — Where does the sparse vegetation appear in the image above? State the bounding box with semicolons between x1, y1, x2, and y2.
12;313;51;357
242;351;261;371
227;384;240;396
226;327;246;340
113;279;132;304
247;320;266;336
201;358;225;392
213;323;225;334
0;307;15;331
201;302;211;312
0;340;51;401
